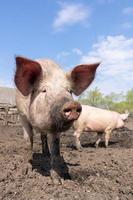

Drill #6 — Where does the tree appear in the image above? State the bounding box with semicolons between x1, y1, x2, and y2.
78;87;103;107
124;89;133;112
78;87;133;113
103;92;124;110
126;89;133;104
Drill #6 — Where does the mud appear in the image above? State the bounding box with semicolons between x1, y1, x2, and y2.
0;117;133;200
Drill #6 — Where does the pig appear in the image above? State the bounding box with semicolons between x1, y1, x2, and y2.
14;56;100;184
73;105;129;149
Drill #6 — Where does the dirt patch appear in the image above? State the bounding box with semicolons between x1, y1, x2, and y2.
0;118;133;200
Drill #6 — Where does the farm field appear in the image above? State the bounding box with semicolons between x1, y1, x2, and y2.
0;117;133;200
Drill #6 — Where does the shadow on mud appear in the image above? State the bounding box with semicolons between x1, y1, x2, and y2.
32;153;51;176
82;141;119;148
66;143;95;150
32;153;71;180
66;141;119;150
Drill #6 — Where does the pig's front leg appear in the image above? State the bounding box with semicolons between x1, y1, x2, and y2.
95;132;103;148
74;130;83;150
48;133;65;185
20;115;33;174
41;134;50;157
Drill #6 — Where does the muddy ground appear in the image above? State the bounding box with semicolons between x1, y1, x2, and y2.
0;117;133;200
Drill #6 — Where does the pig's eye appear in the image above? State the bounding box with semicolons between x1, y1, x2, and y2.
67;89;73;94
42;89;46;93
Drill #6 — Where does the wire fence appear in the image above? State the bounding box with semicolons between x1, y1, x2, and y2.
0;103;20;126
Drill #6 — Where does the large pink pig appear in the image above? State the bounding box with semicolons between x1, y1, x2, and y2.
73;105;129;149
14;56;100;184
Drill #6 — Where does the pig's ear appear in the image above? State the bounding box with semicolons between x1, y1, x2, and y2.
67;63;100;96
14;56;42;96
120;113;129;121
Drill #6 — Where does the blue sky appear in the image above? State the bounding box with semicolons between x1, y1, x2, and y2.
0;0;133;94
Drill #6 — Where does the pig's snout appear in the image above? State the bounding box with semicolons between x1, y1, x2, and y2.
50;99;82;132
61;102;82;121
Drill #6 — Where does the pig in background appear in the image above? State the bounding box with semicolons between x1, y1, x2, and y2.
73;105;129;149
14;56;100;184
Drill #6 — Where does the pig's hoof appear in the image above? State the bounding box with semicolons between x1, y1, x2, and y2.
50;170;64;185
22;162;32;175
76;145;83;151
95;143;99;148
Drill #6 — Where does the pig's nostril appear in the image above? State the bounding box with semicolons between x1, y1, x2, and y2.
76;107;82;113
63;106;82;115
63;108;72;113
63;109;72;117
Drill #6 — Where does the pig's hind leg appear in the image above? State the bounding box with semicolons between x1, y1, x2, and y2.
104;127;112;148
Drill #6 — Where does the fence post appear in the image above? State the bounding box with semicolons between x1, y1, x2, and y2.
5;106;9;125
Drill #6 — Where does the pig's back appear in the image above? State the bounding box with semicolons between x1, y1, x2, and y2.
77;105;119;132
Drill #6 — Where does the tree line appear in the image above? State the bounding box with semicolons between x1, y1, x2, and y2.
78;87;133;113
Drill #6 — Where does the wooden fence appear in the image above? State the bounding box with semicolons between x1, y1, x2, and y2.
0;103;20;126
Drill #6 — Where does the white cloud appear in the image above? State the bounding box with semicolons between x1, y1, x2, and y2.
80;35;133;94
123;7;133;15
53;3;91;30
